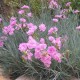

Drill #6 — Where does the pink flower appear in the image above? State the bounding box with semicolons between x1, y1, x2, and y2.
47;46;62;63
0;18;2;23
15;24;22;30
34;51;41;59
26;24;37;35
27;36;38;49
47;46;57;54
39;23;46;32
8;25;15;35
34;41;52;67
27;23;34;28
3;26;8;35
48;36;55;42
66;2;71;7
35;48;51;67
48;27;58;35
55;15;62;19
49;0;58;9
53;53;62;63
3;26;15;35
34;42;47;59
18;43;28;52
40;38;45;44
48;27;54;35
61;15;67;19
49;36;62;49
40;53;51;67
76;26;80;30
35;43;47;51
18;10;24;14
27;12;33;17
10;20;17;26
53;37;61;49
22;52;33;61
0;36;7;41
52;18;58;23
26;29;34;35
16;23;27;29
20;18;26;23
27;23;37;30
60;9;68;14
0;41;4;47
31;25;37;30
21;5;30;9
10;16;16;21
73;10;80;14
53;27;58;32
23;23;27;28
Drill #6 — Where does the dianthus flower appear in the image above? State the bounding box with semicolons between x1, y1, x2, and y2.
19;42;33;61
53;53;62;63
3;25;15;35
40;51;51;68
52;37;62;49
0;41;4;47
40;38;45;44
18;43;28;52
39;23;46;32
49;0;58;9
27;36;38;49
27;30;35;35
22;50;33;61
66;2;71;7
0;18;2;23
35;43;51;67
76;26;80;30
47;46;62;63
55;15;62;19
27;23;34;28
10;16;16;22
52;18;58;23
18;10;24;14
73;10;80;14
48;27;58;35
0;36;7;41
20;18;26;23
27;12;33;17
21;5;30;9
26;23;37;35
34;43;47;59
48;36;55;42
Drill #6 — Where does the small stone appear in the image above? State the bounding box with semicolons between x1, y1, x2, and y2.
16;75;35;80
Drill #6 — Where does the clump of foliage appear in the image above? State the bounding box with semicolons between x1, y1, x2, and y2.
60;0;80;11
0;1;80;80
29;0;42;16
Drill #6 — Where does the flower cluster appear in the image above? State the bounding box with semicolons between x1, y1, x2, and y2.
19;36;62;67
3;17;16;35
1;5;64;68
1;3;79;68
18;23;62;68
18;5;32;17
49;0;58;9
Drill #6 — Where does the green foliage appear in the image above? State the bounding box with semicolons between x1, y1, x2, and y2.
4;0;20;7
32;13;80;79
29;0;42;16
0;11;80;80
60;0;80;10
4;0;28;7
0;30;26;78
